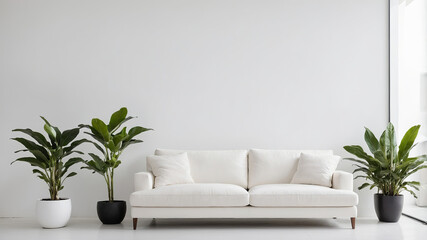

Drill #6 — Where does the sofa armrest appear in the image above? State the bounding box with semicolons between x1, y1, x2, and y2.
332;171;353;191
134;172;154;191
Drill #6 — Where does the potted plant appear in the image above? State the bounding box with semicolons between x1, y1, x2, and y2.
344;122;427;222
11;117;86;228
79;107;152;224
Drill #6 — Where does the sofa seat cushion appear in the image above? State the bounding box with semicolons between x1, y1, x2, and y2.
130;183;249;207
249;184;358;207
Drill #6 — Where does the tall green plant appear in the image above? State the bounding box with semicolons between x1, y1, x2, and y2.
344;123;427;197
12;117;86;200
79;107;152;202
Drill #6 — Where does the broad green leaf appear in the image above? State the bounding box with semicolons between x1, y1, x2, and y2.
353;166;370;174
64;138;91;153
53;126;62;145
11;137;49;159
364;127;380;155
120;139;143;151
32;169;46;176
404;181;420;186
91;118;110;142
11;157;47;169
33;169;49;183
343;145;382;166
80;124;104;141
395;157;420;172
344;145;372;161
86;139;105;154
81;124;107;146
63;157;84;170
88;153;107;170
60;128;80;146
107;140;118;152
387;123;397;147
405;182;420;191
386;123;397;164
358;183;371;190
14;149;28;153
40;116;52;126
402;187;417;198
379;130;386;155
108;107;127;132
110;116;134;134
407;165;427;176
113;160;121;169
81;160;106;175
64;172;77;179
398;125;420;161
344;158;369;167
12;128;51;148
44;124;56;140
124;126;153;141
354;175;367;179
113;127;127;146
106;159;116;168
29;150;49;164
84;132;105;146
36;174;50;183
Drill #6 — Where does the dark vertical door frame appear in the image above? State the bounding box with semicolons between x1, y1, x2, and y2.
389;0;391;123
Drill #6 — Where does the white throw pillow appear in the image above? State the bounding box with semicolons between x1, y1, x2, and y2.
248;149;333;188
147;153;194;188
291;153;341;187
154;149;248;188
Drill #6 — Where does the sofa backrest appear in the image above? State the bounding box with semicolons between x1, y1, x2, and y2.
153;149;248;189
248;149;333;188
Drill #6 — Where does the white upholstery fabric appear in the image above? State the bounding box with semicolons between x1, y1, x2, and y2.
291;153;341;187
154;149;248;188
147;153;194;188
130;183;249;207
248;149;333;188
249;184;358;207
131;206;358;219
134;172;154;191
332;171;354;191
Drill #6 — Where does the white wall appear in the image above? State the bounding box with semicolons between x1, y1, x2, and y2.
0;0;389;218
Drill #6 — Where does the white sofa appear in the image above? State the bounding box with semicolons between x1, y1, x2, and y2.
130;149;358;229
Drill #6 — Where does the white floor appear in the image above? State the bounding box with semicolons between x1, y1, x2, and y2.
0;216;425;240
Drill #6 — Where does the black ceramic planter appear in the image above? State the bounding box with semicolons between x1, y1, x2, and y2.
374;194;404;222
97;200;127;224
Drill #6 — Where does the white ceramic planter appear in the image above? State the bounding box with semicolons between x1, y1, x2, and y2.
36;198;72;228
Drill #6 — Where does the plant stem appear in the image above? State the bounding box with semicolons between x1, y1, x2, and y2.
50;157;58;200
105;172;111;201
111;168;114;201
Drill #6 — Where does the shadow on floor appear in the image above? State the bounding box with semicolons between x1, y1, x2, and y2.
134;218;353;230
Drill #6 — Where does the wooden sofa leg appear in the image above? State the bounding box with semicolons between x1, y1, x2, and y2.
133;218;138;230
351;217;356;229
